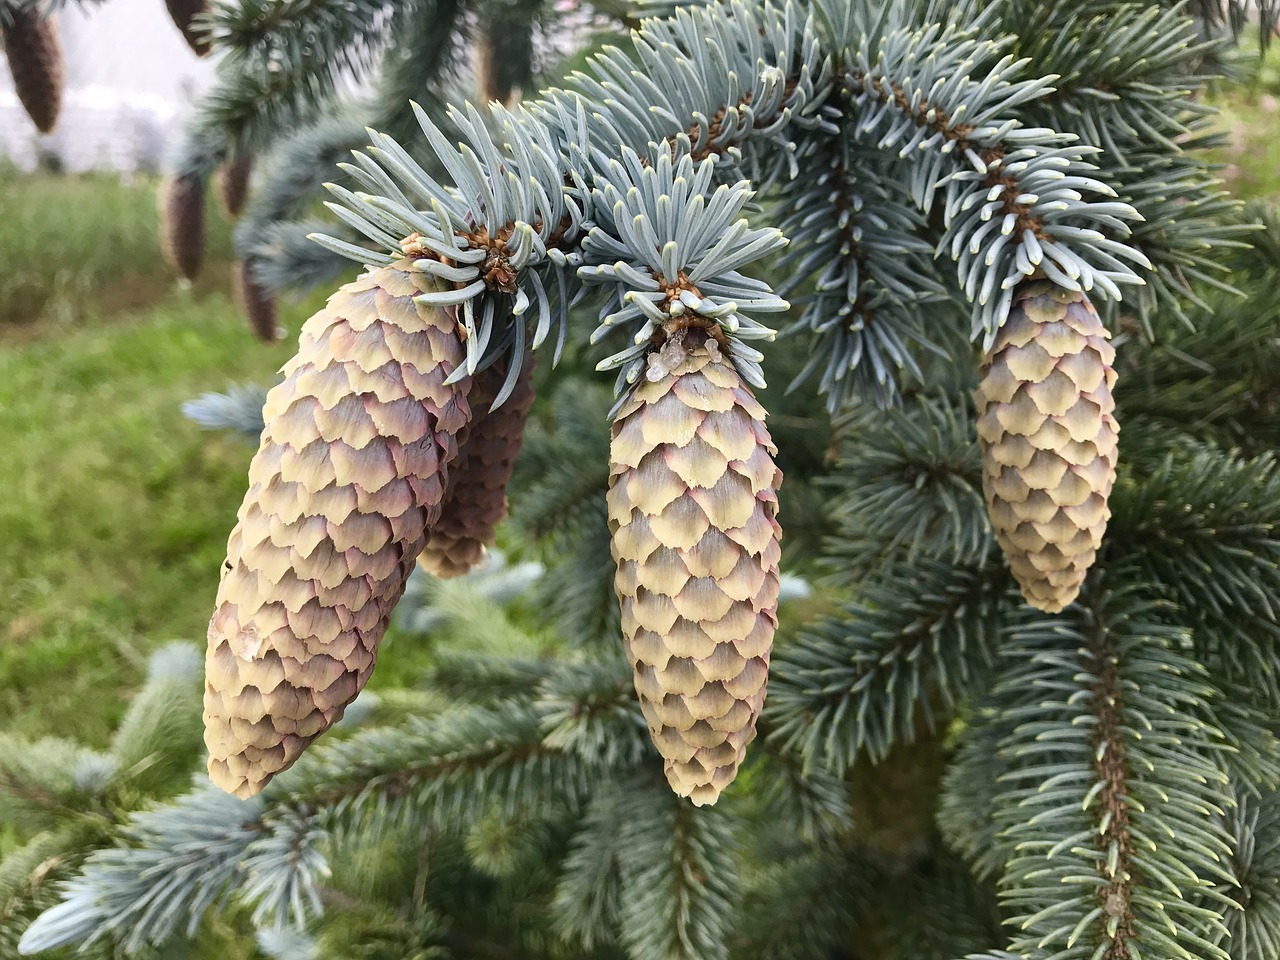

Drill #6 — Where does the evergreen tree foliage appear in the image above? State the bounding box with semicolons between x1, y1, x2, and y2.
8;0;1280;957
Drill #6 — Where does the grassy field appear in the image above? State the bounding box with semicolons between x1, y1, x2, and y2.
0;60;1278;751
0;174;300;746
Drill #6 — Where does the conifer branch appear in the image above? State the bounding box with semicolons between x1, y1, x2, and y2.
615;783;740;960
823;393;989;575
1217;788;1280;960
173;0;419;177
995;592;1235;960
736;849;868;960
939;706;1015;876
778;123;942;407
767;559;1006;771
1107;446;1280;706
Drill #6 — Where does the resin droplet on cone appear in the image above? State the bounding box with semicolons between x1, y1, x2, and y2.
205;261;472;797
609;327;782;805
420;356;536;579
159;175;206;282
976;281;1119;612
2;7;64;134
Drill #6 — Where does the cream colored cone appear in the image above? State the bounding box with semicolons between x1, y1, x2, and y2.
608;326;782;805
205;260;472;797
976;281;1119;613
420;356;535;578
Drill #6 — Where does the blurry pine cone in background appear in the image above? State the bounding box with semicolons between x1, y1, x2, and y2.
216;156;252;218
233;259;281;343
204;261;472;798
159;174;206;282
419;356;536;579
2;6;64;134
976;280;1119;613
609;325;782;805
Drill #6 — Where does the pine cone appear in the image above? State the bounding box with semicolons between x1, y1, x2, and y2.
976;280;1119;613
233;259;280;343
216;156;252;218
159;174;205;282
608;326;782;806
2;7;64;134
205;261;472;798
420;356;536;578
165;0;210;55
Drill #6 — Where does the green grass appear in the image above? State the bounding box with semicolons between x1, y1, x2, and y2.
1208;42;1280;201
0;172;237;331
0;173;301;747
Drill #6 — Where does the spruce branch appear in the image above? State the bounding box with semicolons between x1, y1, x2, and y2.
1011;4;1219;165
106;643;204;797
551;788;626;950
777;124;943;407
614;780;741;960
842;24;1150;339
939;700;1016;881
182;382;269;439
767;558;1006;772
823;392;989;576
734;849;867;960
994;590;1235;960
173;0;420;177
748;739;854;844
1107;445;1280;706
16;786;285;956
0;736;115;831
1217;788;1280;960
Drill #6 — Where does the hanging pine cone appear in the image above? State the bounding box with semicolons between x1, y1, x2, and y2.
608;325;782;806
420;356;536;578
205;260;473;798
159;174;206;282
216;156;252;218
164;0;211;55
2;7;64;134
233;259;280;343
975;280;1119;613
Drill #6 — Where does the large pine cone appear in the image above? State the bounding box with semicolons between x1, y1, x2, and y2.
976;281;1119;612
165;0;211;55
420;356;536;578
2;7;64;134
205;261;472;797
608;326;782;805
159;175;206;282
